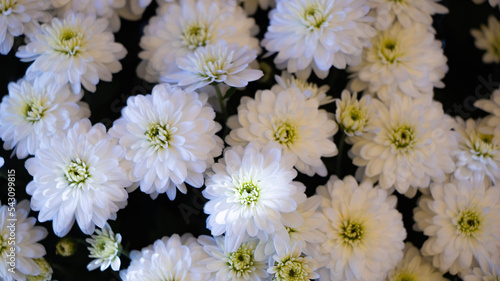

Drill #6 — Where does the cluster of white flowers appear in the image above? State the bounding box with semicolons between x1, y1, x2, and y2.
0;0;499;280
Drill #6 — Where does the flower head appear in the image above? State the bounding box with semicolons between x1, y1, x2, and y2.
475;88;500;129
166;41;263;92
471;16;500;64
262;0;376;79
463;258;500;281
268;242;319;281
0;78;90;159
16;12;127;94
26;258;52;281
86;223;122;271
335;90;375;137
25;119;132;236
271;71;333;106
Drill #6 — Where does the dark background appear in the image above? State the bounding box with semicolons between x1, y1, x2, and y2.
0;0;498;280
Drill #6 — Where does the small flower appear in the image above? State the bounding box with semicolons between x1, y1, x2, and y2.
271;71;333;106
25;119;132;236
86;223;122;271
384;243;447;281
268;242;319;281
0;200;48;281
463;258;500;281
203;143;307;252
348;22;447;102
197;235;268;281
262;0;376;79
26;258;53;281
16;12;127;94
110;83;223;200
316;176;406;281
413;179;500;275
0;0;51;54
227;87;338;177
166;41;263;92
56;236;78;257
475;88;500;129
335;90;375;137
0;78;90;159
471;16;500;64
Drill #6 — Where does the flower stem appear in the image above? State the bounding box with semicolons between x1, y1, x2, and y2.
336;132;347;177
214;83;227;118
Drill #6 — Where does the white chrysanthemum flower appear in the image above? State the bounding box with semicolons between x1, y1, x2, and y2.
25;119;132;237
384;243;447;281
316;176;406;281
51;0;125;32
16;12;127;94
166;41;263;92
110;83;223;200
196;235;268;281
453;117;500;186
0;200;48;281
0;78;90;159
348;22;447;102
226;87;338;177
203;143;307;252
120;234;210;281
117;0;152;21
335;90;376;137
0;0;51;55
471;16;500;64
349;95;456;194
367;0;448;30
475;88;500;129
413;179;500;275
25;258;52;281
262;0;376;79
237;0;275;15
268;242;319;281
463;258;500;281
138;0;259;83
86;223;122;271
271;71;333;106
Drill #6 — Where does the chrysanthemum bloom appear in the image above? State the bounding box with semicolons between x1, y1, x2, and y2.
348;22;447;103
349;95;456;195
86;223;122;271
315;176;406;281
226;87;338;177
137;0;259;83
203;143;307;252
16;12;127;94
25;119;132;237
367;0;448;30
166;41;263;92
238;0;275;15
413;179;500;275
271;71;333;106
335;90;376;137
471;16;500;64
262;0;376;79
120;234;210;281
110;83;223;200
463;258;500;281
268;242;319;281
384;243;447;281
0;0;50;54
475;88;500;129
0;78;90;159
50;0;125;32
453;117;500;186
196;235;269;281
0;200;48;281
25;258;52;281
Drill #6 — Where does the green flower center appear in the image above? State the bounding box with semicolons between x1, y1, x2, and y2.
302;4;327;30
340;220;364;246
54;27;85;56
275;121;297;146
237;181;261;205
380;39;401;64
89;236;121;259
64;158;90;188
0;0;16;14
338;104;368;135
393;272;417;281
182;22;211;50
23;99;46;123
274;257;309;281
145;123;171;150
470;133;497;158
227;243;256;275
457;209;481;236
0;233;8;254
391;125;416;150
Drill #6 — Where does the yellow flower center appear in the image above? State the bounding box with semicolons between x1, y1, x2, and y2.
379;38;402;64
182;21;211;50
228;243;256;276
54;27;85;56
64;158;90;188
391;125;417;151
457;208;481;236
274;257;310;281
393;272;418;281
340;219;364;246
23;99;46;123
274;121;297;146
302;4;328;30
0;0;16;14
145;123;172;150
237;181;261;205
